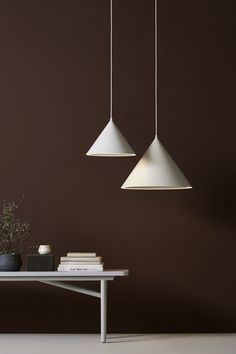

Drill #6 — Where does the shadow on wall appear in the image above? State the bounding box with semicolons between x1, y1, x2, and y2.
110;283;235;333
188;163;236;225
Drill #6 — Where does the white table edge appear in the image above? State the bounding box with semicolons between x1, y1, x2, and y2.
0;269;129;278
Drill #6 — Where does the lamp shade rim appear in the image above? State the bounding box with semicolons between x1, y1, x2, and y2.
121;185;192;190
86;152;136;157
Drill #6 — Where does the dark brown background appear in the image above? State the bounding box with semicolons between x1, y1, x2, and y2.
0;0;235;333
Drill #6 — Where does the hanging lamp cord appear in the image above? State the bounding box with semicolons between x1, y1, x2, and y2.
155;0;158;136
110;0;113;119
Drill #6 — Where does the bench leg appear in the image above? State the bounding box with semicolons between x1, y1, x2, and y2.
100;279;107;343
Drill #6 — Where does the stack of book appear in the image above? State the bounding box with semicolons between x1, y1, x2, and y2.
57;252;103;271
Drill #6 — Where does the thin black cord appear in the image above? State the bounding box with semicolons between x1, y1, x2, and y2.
155;0;158;136
110;0;113;119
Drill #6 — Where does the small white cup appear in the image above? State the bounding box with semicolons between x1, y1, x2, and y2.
38;245;51;255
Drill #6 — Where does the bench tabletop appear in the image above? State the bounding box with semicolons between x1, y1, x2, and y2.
0;269;129;280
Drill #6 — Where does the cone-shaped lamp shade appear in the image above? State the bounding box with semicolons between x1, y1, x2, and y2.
121;136;192;189
86;119;136;157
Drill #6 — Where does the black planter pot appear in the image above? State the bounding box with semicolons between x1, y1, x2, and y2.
0;253;22;271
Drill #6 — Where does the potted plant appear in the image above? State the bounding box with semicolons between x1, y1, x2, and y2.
0;197;32;271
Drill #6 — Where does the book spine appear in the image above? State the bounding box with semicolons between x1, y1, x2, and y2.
58;263;103;268
67;253;96;257
58;265;103;271
60;261;101;265
60;257;101;262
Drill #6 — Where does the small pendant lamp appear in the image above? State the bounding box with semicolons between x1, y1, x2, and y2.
86;0;135;157
121;0;192;189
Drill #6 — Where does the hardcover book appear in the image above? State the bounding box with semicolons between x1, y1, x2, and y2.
58;264;103;271
67;252;96;257
60;261;101;265
60;257;101;262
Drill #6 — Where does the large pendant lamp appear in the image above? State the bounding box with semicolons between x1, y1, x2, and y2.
86;0;135;157
121;0;192;190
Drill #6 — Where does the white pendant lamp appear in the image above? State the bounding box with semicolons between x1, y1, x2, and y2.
121;0;192;190
86;0;135;157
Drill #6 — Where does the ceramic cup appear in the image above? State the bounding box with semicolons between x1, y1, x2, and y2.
38;245;51;255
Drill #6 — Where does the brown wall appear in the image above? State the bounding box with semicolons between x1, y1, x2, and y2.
0;0;235;333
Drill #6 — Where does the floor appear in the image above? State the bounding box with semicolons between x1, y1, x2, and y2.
0;334;235;354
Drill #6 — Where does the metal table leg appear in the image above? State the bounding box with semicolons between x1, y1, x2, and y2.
100;279;107;343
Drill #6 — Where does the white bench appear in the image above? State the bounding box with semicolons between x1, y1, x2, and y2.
0;270;129;343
